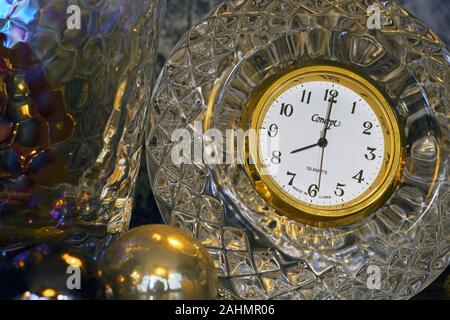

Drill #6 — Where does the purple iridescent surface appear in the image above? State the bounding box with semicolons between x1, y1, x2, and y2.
0;0;164;255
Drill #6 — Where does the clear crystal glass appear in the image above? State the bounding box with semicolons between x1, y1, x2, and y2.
0;0;164;255
147;0;449;299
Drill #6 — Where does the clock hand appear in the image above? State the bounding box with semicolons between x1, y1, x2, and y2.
317;98;337;191
317;145;326;191
291;138;328;154
291;142;320;154
320;99;335;140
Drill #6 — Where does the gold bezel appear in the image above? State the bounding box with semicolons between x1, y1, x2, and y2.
240;64;405;227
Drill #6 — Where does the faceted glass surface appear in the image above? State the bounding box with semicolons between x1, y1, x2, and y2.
0;0;164;255
147;0;449;299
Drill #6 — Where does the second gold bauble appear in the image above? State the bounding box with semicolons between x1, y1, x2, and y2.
100;224;218;300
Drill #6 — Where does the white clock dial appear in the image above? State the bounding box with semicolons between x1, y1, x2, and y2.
259;81;385;207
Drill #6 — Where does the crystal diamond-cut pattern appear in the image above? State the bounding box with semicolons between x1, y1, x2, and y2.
227;251;256;276
199;196;224;223
171;211;198;237
224;228;248;251
174;186;199;216
272;290;303;300
296;282;318;300
285;262;316;287
253;250;280;273
232;276;268;300
320;267;351;293
181;164;207;194
208;249;229;277
153;166;180;206
260;272;293;296
147;0;450;299
198;222;223;249
148;126;172;164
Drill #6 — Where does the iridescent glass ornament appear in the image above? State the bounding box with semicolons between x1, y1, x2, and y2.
0;0;164;254
147;0;449;299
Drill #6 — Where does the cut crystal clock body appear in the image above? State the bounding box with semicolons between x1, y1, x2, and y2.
147;0;449;299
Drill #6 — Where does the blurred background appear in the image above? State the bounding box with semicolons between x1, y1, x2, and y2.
132;0;450;300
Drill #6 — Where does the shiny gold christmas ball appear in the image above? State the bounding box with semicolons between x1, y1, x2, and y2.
100;225;218;300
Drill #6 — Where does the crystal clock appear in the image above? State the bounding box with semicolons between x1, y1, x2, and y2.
147;0;449;300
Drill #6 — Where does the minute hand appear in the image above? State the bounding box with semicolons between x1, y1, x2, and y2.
317;99;336;191
320;99;335;140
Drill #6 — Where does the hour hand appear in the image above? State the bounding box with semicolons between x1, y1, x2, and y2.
291;142;320;154
291;138;329;154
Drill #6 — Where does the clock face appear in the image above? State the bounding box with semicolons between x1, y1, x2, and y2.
259;81;385;207
243;65;403;226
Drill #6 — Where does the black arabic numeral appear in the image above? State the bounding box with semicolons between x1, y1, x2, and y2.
324;89;339;103
268;124;279;137
287;171;296;186
363;121;373;135
365;147;377;161
334;183;346;197
352;170;365;184
308;184;319;197
351;102;357;114
271;151;282;164
280;103;293;117
301;90;312;104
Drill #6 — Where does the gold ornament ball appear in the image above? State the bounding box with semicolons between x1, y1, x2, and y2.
100;224;218;300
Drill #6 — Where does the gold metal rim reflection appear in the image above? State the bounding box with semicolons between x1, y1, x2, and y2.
241;64;405;227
